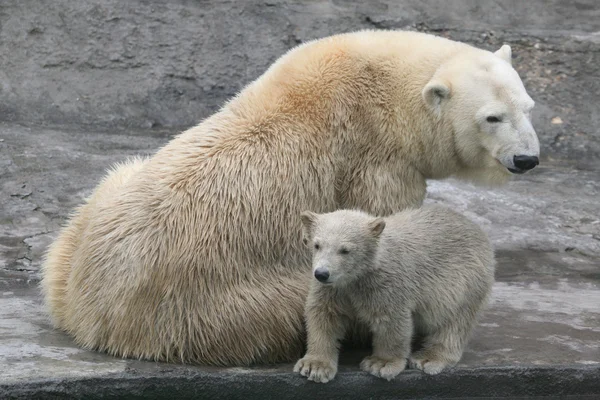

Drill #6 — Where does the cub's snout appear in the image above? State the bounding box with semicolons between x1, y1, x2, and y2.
314;267;330;283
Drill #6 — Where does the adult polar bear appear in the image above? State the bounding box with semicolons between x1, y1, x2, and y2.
42;30;540;365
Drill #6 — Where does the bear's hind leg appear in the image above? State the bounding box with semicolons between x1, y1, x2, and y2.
408;315;475;375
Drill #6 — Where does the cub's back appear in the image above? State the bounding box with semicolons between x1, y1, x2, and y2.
385;204;491;255
377;204;495;289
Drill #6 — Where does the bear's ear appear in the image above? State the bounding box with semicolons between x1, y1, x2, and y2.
494;44;512;65
368;218;386;238
300;211;318;243
423;80;451;115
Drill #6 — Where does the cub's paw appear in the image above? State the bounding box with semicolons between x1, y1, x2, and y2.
360;355;406;381
408;355;449;375
294;355;337;383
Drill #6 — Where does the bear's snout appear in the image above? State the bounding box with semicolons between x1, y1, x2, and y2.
511;155;539;173
314;267;330;283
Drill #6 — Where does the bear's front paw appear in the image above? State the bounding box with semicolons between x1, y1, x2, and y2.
360;355;406;381
294;355;337;383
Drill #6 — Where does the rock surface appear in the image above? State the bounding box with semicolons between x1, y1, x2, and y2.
0;0;599;159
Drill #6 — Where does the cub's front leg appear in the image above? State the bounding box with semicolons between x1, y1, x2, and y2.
360;310;413;381
294;290;346;383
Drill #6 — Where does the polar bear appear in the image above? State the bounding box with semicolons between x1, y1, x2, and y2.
294;205;495;383
41;30;539;365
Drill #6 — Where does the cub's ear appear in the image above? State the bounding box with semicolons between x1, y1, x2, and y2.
300;211;318;245
494;44;512;65
422;79;451;115
368;218;386;238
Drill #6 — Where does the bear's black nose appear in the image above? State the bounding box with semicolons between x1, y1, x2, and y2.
513;155;539;171
314;268;330;283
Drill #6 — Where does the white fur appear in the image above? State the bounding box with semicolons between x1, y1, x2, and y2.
42;30;529;366
424;44;540;179
296;205;495;382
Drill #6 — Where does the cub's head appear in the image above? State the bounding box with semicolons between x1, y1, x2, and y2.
423;44;540;185
300;210;385;287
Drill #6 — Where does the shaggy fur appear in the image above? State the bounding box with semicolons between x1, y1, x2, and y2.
42;30;534;365
295;205;495;382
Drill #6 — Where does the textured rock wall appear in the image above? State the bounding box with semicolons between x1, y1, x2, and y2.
0;0;599;159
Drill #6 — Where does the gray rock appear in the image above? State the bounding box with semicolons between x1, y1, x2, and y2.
0;0;598;160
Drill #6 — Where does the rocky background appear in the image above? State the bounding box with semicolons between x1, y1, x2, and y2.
0;0;599;159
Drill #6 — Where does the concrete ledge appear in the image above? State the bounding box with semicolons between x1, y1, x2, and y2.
2;365;599;399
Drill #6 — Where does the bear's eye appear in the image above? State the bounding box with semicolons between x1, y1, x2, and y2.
314;243;320;250
339;248;350;255
486;116;502;123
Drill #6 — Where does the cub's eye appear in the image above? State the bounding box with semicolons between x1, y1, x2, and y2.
339;248;350;255
314;243;320;250
486;116;502;123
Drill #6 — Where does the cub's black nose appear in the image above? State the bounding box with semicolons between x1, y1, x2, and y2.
314;268;330;283
513;155;539;171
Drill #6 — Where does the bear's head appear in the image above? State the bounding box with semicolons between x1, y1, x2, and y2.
300;210;385;287
423;44;540;185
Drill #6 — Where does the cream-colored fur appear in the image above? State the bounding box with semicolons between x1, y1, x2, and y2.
295;205;495;382
41;30;536;365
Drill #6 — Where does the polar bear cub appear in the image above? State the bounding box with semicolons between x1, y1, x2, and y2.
294;205;495;382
